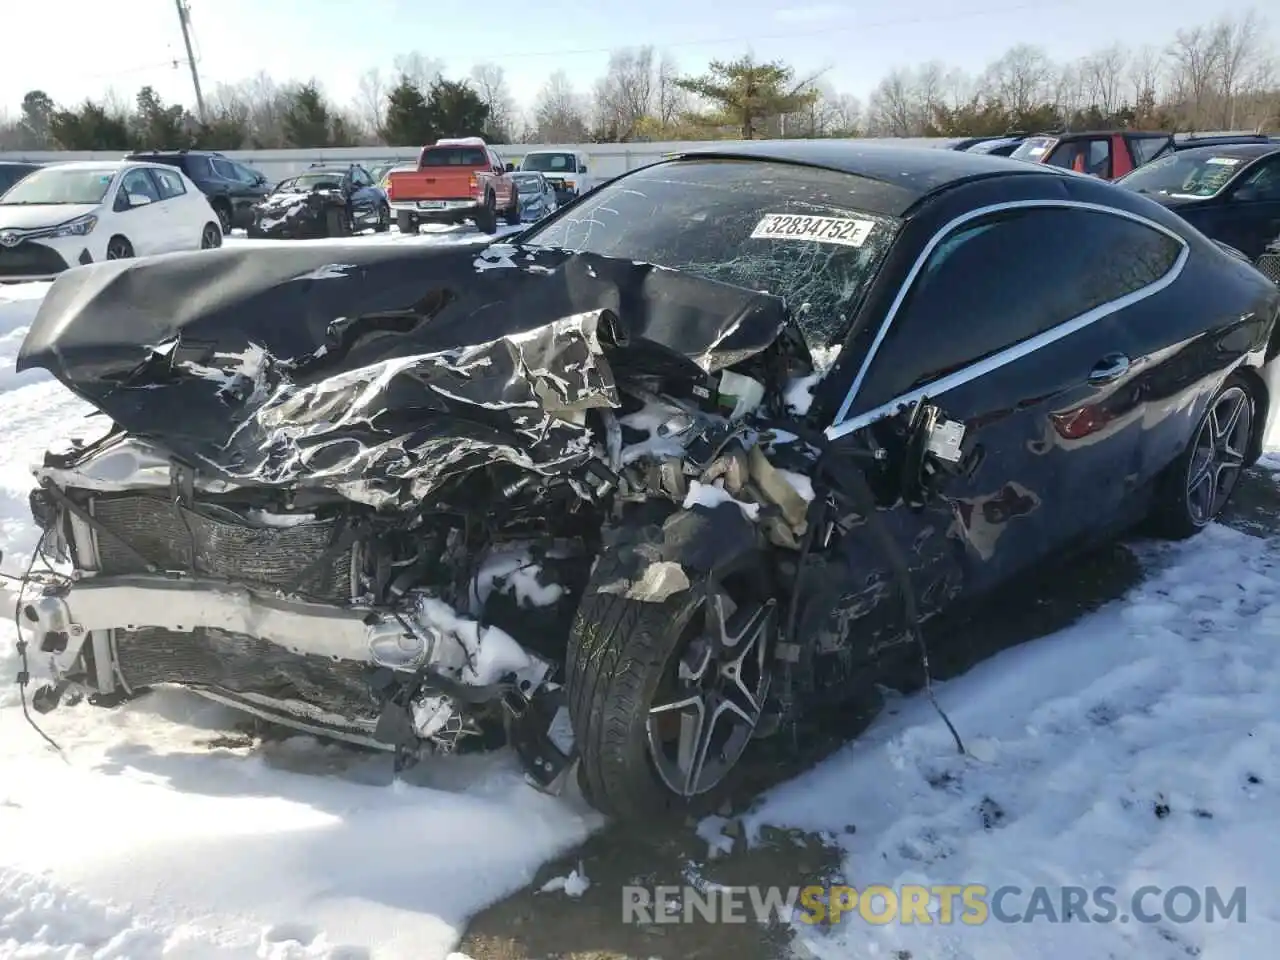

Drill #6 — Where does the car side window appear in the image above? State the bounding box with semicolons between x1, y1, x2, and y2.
119;168;162;206
151;167;186;199
232;163;261;185
849;206;1184;415
1235;158;1280;202
210;157;239;181
351;167;371;187
1130;136;1170;167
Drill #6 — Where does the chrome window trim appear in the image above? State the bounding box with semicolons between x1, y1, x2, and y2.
825;198;1191;442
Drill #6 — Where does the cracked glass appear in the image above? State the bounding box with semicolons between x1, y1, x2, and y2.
519;158;900;358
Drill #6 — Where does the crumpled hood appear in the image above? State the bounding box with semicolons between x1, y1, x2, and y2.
255;190;338;214
18;241;789;509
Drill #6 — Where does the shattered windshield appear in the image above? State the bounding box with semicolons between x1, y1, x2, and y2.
278;172;344;192
519;158;900;355
1117;152;1245;198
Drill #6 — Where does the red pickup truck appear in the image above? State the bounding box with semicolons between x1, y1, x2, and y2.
386;137;520;235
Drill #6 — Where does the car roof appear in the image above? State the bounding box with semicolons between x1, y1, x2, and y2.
1164;142;1280;161
663;140;1061;217
43;160;130;172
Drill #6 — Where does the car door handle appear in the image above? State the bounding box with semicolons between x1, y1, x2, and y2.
1088;353;1130;384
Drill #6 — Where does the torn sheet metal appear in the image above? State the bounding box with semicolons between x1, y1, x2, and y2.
18;243;790;511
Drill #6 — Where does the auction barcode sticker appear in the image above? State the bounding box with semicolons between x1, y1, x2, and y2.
750;213;875;248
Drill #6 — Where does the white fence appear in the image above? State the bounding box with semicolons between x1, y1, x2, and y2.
1;137;962;182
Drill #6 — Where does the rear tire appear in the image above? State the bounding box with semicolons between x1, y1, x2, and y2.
396;211;418;235
504;192;521;225
474;194;498;234
566;547;775;820
1148;374;1256;539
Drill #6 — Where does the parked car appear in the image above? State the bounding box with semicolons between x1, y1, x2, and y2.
386;137;519;235
0;161;42;195
951;134;1028;156
15;142;1280;820
1115;142;1280;262
518;149;595;205
127;150;272;234
246;163;390;239
1010;130;1279;180
509;171;559;221
0;159;220;282
373;161;415;192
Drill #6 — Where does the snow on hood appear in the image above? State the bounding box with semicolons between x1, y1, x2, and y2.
0;203;99;231
16;242;791;510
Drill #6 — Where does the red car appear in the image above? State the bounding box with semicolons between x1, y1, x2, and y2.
1010;130;1278;181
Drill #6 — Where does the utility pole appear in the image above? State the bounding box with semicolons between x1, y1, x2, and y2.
174;0;206;122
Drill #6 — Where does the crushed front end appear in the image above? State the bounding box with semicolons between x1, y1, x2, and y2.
12;241;827;791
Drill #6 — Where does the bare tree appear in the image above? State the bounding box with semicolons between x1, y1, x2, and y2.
983;44;1054;116
1166;25;1222;126
354;68;386;141
469;63;518;142
655;51;688;129
393;53;444;93
592;46;655;140
534;70;589;142
867;69;919;136
1082;43;1128;116
1211;11;1268;127
1128;44;1165;108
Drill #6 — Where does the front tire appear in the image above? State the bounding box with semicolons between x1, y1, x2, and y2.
374;203;391;233
1150;375;1255;539
200;222;222;249
105;236;134;260
325;207;352;238
212;200;232;235
567;549;775;820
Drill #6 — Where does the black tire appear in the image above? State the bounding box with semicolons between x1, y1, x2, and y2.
1149;374;1256;539
396;211;418;235
200;222;222;249
105;236;134;260
325;207;351;238
503;191;521;225
566;547;776;820
212;200;232;235
374;203;391;233
474;194;498;234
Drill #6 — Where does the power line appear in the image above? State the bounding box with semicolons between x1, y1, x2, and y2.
479;0;1088;61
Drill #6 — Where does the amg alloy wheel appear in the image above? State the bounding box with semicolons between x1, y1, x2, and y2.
646;589;773;799
1185;384;1252;526
567;549;775;819
1151;376;1255;539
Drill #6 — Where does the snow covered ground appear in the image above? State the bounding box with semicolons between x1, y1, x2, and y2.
2;232;1279;959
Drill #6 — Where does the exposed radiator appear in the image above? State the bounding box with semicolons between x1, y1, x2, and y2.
115;626;376;720
86;494;356;602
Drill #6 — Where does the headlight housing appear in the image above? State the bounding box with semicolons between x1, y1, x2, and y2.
52;214;97;238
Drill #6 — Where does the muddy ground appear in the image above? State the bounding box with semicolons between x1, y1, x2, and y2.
455;465;1280;960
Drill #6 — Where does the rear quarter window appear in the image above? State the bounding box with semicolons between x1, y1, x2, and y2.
850;205;1184;412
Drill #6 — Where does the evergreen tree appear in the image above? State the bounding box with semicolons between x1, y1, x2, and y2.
133;86;187;149
49;101;131;150
676;56;818;139
281;82;332;147
424;79;490;139
381;76;436;146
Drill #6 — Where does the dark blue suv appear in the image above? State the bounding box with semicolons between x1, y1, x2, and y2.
127;150;272;234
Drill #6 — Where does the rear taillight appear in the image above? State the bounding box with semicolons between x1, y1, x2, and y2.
468;173;478;192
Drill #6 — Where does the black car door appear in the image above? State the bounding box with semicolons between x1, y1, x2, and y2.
1219;156;1280;260
346;166;378;223
801;202;1180;675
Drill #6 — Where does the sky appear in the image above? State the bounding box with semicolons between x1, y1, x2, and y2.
1;0;1269;122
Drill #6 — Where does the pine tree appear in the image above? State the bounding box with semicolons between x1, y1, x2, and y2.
382;76;436;146
675;56;819;139
424;79;490;138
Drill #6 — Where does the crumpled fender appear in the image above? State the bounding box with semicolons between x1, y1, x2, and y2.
589;501;761;603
